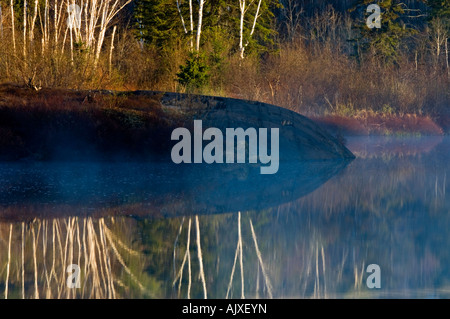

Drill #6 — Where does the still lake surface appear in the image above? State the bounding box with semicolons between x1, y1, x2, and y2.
0;136;448;298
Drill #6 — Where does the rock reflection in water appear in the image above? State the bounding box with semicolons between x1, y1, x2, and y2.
0;160;349;219
0;137;449;299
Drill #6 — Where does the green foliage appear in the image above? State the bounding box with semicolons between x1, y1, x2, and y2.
133;0;279;57
134;0;184;48
423;0;450;19
229;0;281;56
382;103;395;115
176;52;210;90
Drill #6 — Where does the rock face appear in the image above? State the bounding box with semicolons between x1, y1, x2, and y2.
136;91;355;161
0;88;355;219
0;84;354;162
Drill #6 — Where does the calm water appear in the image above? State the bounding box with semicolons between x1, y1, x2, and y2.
0;136;449;299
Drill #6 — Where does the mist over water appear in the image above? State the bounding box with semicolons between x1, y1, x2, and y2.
0;136;449;298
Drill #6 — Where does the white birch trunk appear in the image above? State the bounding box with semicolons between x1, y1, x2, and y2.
55;0;65;48
175;0;196;51
8;0;132;68
446;37;449;78
43;0;49;52
70;18;74;62
29;0;38;44
54;0;58;45
247;0;262;41
0;4;3;39
93;0;131;67
239;0;262;59
23;0;27;58
436;30;441;64
10;0;16;55
239;0;245;59
195;0;204;52
109;24;116;74
189;0;194;50
176;0;188;35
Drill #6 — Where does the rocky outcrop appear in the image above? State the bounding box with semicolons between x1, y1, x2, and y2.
0;84;354;161
136;91;355;161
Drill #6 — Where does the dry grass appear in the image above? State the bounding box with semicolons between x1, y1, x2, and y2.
0;83;180;161
312;111;445;136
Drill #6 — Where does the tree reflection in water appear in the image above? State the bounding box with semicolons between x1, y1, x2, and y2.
0;137;449;298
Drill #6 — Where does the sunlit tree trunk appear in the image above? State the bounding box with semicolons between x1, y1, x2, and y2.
189;0;194;50
109;25;116;74
10;0;16;55
195;0;205;52
430;18;447;72
43;0;49;53
93;0;132;68
445;37;449;78
0;3;3;39
239;0;245;59
174;0;196;51
239;0;262;59
23;0;27;58
176;0;188;35
176;0;194;50
247;0;262;47
29;0;38;44
70;18;74;62
54;0;58;45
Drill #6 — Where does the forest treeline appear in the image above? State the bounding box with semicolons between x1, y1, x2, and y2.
0;0;448;116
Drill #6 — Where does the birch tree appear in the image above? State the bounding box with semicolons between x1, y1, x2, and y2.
238;0;263;59
237;0;276;59
29;0;38;44
423;0;450;75
176;0;193;49
0;2;3;40
92;0;132;67
174;0;206;52
10;0;15;55
196;0;205;52
20;0;131;67
23;0;27;58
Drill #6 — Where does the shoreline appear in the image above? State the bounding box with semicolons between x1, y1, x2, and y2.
311;112;449;138
0;83;447;163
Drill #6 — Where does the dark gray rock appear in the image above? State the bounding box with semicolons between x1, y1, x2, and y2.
132;91;355;161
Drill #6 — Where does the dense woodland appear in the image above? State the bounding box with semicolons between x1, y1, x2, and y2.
0;0;448;116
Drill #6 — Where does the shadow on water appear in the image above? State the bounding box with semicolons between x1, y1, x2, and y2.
0;137;449;299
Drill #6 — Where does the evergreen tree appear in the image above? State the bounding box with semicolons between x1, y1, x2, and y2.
176;51;210;89
423;0;450;19
134;0;183;48
134;0;279;56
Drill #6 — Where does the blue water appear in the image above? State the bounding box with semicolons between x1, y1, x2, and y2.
0;136;448;298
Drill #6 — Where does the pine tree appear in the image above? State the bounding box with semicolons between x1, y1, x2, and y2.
423;0;450;19
134;0;279;57
134;0;183;48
